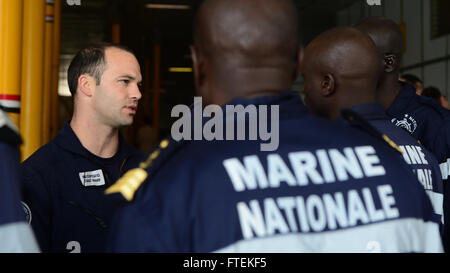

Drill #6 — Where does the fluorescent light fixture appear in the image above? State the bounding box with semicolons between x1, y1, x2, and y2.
169;67;193;73
145;4;191;10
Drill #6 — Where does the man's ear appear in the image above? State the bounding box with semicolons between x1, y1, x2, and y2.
383;54;398;73
294;46;304;80
321;73;335;96
78;74;94;97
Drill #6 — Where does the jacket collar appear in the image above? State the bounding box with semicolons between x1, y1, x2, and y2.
351;102;389;121
386;81;417;116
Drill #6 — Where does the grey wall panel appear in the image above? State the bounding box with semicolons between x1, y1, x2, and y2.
384;0;402;24
403;0;422;67
424;61;447;93
349;1;363;25
337;8;350;26
423;0;447;62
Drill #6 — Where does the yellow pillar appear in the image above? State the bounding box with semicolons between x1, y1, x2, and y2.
42;0;54;144
51;0;61;139
0;0;4;112
0;0;23;127
20;0;46;160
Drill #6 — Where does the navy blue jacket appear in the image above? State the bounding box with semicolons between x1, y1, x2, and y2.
350;103;444;226
0;110;39;252
387;82;450;251
20;122;144;253
107;92;442;253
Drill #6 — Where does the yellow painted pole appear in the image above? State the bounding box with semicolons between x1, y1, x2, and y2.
0;0;4;113
51;0;61;139
112;23;120;44
20;0;46;160
42;0;54;144
0;0;23;126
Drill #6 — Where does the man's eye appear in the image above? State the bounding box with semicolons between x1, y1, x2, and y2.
120;79;130;84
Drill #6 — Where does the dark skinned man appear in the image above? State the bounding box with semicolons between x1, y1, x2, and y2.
105;0;442;253
355;16;450;252
301;26;444;245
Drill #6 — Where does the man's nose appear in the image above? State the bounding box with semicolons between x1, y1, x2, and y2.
130;83;142;100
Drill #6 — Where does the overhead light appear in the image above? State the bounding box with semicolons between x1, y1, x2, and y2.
169;67;193;73
145;4;191;10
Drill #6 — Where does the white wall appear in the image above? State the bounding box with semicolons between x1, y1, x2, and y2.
336;0;450;98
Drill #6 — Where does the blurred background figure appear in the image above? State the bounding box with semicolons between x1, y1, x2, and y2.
400;74;423;95
422;86;450;110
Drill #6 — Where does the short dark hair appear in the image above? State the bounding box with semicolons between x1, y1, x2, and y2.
422;86;442;102
67;42;135;97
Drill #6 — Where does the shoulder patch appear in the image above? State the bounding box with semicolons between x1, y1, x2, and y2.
382;134;403;154
0;110;21;146
105;138;174;201
105;168;148;201
21;201;32;224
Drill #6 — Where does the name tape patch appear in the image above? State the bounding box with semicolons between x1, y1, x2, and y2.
79;169;106;187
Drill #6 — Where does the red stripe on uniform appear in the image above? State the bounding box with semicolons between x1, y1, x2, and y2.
0;94;20;101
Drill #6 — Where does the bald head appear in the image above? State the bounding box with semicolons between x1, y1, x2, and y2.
191;0;301;105
304;26;381;83
354;17;405;109
301;27;381;120
194;0;298;62
355;17;403;67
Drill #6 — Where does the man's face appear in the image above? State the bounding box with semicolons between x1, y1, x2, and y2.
93;48;142;128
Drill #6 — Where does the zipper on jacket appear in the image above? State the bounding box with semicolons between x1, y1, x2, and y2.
67;200;108;229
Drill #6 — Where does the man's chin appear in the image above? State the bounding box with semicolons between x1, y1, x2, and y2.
118;117;134;127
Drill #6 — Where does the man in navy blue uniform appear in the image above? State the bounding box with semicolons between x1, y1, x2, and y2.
0;110;39;252
20;43;144;252
355;17;450;252
106;0;442;253
300;26;444;232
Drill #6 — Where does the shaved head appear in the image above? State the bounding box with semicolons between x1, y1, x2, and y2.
303;27;381;83
355;17;403;67
194;0;298;61
191;0;301;105
301;27;381;120
354;17;405;109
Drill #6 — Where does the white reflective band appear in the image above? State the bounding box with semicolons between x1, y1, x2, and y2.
0;99;20;109
425;191;444;224
0;222;40;253
439;159;450;180
0;109;19;133
213;218;442;253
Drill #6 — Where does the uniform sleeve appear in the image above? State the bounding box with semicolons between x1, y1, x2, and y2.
0;143;40;253
20;162;54;252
